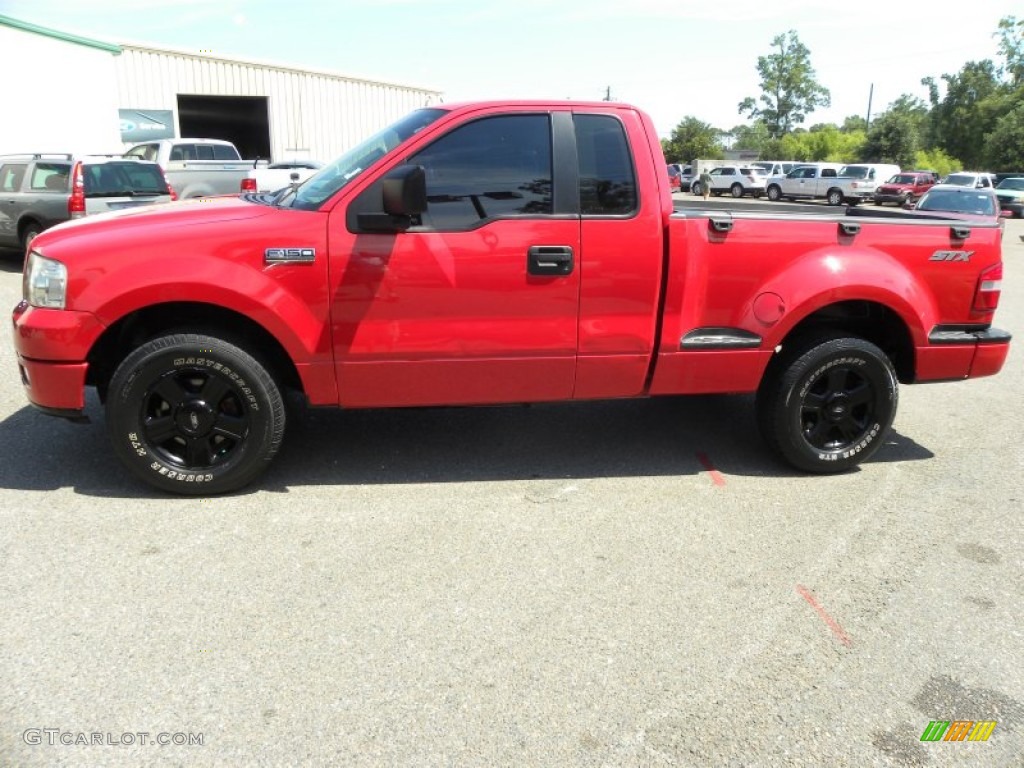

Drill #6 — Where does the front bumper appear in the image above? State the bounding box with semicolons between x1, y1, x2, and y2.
12;300;104;419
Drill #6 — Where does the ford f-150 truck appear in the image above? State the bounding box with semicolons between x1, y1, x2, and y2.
13;100;1011;494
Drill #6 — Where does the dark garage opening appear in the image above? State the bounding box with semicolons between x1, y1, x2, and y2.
176;95;271;161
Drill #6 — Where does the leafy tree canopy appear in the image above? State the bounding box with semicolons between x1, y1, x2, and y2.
738;30;831;138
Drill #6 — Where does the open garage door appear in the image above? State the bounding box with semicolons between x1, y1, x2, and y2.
176;95;271;161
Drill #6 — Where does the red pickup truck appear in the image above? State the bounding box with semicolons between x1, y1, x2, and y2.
13;100;1011;494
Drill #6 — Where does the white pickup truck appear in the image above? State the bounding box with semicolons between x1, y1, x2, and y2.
124;138;261;199
239;160;323;193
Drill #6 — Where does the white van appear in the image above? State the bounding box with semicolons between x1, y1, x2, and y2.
765;163;844;202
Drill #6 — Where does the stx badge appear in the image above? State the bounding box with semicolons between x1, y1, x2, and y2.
929;250;973;262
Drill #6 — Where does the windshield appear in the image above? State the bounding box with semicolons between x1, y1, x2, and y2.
839;165;870;179
888;174;917;184
943;174;976;186
996;178;1024;190
918;189;995;215
287;108;446;210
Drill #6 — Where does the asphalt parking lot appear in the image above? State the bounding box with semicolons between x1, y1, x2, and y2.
1;205;1022;766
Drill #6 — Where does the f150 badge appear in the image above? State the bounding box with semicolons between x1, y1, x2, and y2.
930;250;973;262
265;247;315;263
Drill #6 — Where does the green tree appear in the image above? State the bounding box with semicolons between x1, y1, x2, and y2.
661;116;724;163
842;115;868;133
729;122;771;153
923;60;1006;168
983;102;1024;170
995;15;1024;85
738;30;831;138
862;112;918;167
913;148;961;177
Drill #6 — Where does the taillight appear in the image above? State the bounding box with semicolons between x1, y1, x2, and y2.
68;161;85;219
974;262;1003;311
161;170;177;201
240;178;257;192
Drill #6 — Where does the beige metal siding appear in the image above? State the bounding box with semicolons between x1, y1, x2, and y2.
114;45;441;161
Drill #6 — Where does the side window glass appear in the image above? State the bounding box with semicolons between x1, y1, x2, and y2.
574;114;637;216
411;114;552;230
823;169;837;178
0;164;27;192
29;163;69;191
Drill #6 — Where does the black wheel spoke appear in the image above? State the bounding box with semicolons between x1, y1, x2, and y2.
846;380;874;409
183;436;211;467
143;415;179;445
151;376;188;407
827;368;850;395
212;413;247;442
199;374;233;407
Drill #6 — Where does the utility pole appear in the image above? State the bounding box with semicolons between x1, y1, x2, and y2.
603;86;612;102
865;83;874;128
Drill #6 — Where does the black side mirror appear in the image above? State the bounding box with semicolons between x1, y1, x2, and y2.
357;165;427;232
382;165;426;216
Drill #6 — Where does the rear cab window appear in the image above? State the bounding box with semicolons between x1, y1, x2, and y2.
574;113;638;216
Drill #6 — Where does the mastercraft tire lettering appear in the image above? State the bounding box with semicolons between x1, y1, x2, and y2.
107;334;285;494
755;335;898;473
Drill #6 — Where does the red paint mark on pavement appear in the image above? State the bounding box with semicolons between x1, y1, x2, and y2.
796;584;852;647
696;452;726;486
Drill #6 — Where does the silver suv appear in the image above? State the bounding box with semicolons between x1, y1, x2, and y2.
0;154;175;252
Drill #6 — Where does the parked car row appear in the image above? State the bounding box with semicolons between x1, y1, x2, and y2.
1;141;326;253
0;153;175;252
667;160;1022;219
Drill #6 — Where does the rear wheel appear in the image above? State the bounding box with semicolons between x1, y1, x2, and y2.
692;182;702;196
106;333;286;494
827;189;844;206
731;183;744;198
756;335;898;473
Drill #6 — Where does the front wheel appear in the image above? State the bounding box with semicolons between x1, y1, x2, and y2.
730;183;744;198
106;333;286;494
767;185;782;202
692;182;703;196
826;189;844;206
756;335;898;473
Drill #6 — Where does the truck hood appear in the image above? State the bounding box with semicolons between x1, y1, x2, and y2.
33;195;271;251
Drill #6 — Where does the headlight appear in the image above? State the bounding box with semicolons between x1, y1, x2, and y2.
23;251;68;309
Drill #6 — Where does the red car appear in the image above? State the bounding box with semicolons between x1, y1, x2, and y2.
873;171;936;206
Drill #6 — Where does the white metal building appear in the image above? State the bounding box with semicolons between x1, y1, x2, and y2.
0;14;442;162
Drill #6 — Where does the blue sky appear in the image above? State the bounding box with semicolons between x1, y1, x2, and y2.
2;0;1019;138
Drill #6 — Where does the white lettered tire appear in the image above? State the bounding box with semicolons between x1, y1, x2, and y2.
756;335;898;473
106;334;285;494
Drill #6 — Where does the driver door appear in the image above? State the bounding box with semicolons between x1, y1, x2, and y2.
327;111;581;408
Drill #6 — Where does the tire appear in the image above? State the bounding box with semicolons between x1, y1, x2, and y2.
21;223;42;253
106;333;285;494
730;183;744;198
692;182;702;196
826;189;844;206
767;185;782;201
755;335;898;473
